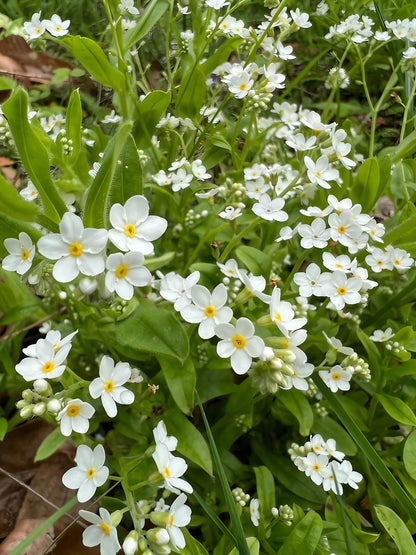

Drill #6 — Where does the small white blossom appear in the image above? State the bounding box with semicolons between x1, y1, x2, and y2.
79;508;121;554
89;356;135;417
57;399;95;436
2;232;35;275
62;444;109;502
216;317;264;374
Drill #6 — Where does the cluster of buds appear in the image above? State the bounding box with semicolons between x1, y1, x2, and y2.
386;340;408;357
59;134;74;156
341;352;371;381
184;208;209;228
246;91;273;112
249;344;296;394
272;504;294;526
232;486;250;506
16;379;62;419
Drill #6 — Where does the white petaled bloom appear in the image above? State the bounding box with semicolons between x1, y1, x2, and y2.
324;271;362;310
369;328;394;342
227;71;254;99
23;329;78;357
252;194;288;222
323;332;353;356
166;493;192;550
303;452;329;485
89;356;135;417
216;317;265;375
44;14;70;37
62;444;109;502
153;421;178;452
15;338;71;381
37;212;108;283
109;195;167;254
250;498;260;527
337;460;363;489
57;399;95;436
284;362;314;391
105;252;151;300
191;160;211;180
23;11;46;40
304;155;340;189
285;133;316;152
158;270;200;311
276;41;295;60
119;0;140;15
171;169;193;192
293;263;328;297
20;181;38;201
245;177;270;200
180;284;233;339
297;218;331;249
269;287;307;337
389;246;414;273
152;443;193;494
217;259;243;279
365;247;394;273
2;232;35;275
319;365;353;392
79;508;121;554
219;205;245;220
321;462;344;494
290;8;312;29
322;252;354;272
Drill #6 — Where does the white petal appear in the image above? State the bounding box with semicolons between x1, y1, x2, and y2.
78;254;105;276
37;234;68;259
125;195;149;223
60;212;83;242
53;256;79;282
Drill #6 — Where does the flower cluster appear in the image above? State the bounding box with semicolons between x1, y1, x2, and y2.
291;434;363;494
23;12;70;39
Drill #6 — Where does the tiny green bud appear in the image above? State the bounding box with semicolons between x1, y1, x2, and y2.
20;405;34;419
122;530;139;555
32;402;46;416
149;511;168;527
111;510;123;527
147;528;170;545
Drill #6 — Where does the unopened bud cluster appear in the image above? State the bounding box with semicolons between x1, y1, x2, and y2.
249;344;296;394
386;340;407;356
342;353;371;381
16;379;62;419
272;504;294;526
232;487;250;506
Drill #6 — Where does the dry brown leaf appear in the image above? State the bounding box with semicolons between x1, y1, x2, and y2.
0;518;53;554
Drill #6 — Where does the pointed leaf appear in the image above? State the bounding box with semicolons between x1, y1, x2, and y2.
375;505;416;555
159;356;195;414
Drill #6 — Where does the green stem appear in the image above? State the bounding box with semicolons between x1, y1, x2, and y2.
400;72;416;142
281;249;312;294
218;217;261;263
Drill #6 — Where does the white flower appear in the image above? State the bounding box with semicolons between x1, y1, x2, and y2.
227;72;254;99
250;498;260;526
337;460;363;489
119;0;140;15
206;0;229;8
276;41;295;60
79;507;121;554
217;259;243;279
303;452;328;485
89;356;135;417
158;270;200;311
23;329;78;357
285;133;316;151
180;284;233;339
389;246;414;272
304;155;340;189
252;194;288;222
369;328;394;342
328;212;362;248
109;195;167;254
324;271;362;310
16;338;71;381
245;177;270;200
319;365;352;392
171;169;193;192
62;444;109;502
166;493;192;549
322;252;354;272
365;247;394;272
321;462;344;494
152;443;193;494
105;251;151;300
23;12;46;40
19;181;38;201
284;362;314;391
101;110;122;124
323;332;353;356
269;287;307;337
2;232;35;275
297;218;330;249
290;8;312;29
215;317;264;375
57;399;95;436
293;263;328;297
191;160;211;180
219;205;245;220
44;14;70;37
153;421;178;452
38;212;108;283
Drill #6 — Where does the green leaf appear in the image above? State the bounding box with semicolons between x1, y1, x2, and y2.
374;505;416;555
201;37;243;76
236;245;272;278
132;91;171;149
403;430;416;480
279;389;314;436
110;134;143;203
159;356;195;414
351;158;379;212
173;529;210;555
393;326;414;346
228;538;260;555
176;64;206;119
278;511;323;555
254;466;275;526
0;173;37;222
164;408;212;475
110;298;189;362
384;213;416;251
34;427;67;462
379;129;416;163
83;122;132;228
0;418;7;441
61;36;124;90
312;415;357;456
65;89;82;162
124;0;170;50
2;89;67;225
377;393;416;426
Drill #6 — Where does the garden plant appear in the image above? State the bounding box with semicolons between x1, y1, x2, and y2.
1;0;416;553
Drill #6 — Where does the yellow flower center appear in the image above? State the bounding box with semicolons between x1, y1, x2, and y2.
104;380;114;393
87;467;96;479
204;305;216;317
42;361;54;374
21;249;30;260
239;83;247;90
313;463;320;471
115;264;128;279
36;27;42;34
332;372;341;381
100;522;110;535
232;334;246;349
66;404;80;417
168;515;174;527
394;259;400;265
315;170;322;178
163;466;171;478
376;260;383;265
124;224;136;237
274;312;282;322
337;225;346;234
337;286;346;296
55;26;61;32
69;242;83;257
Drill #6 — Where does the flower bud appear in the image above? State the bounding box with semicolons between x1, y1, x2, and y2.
147;528;170;545
122;530;139;555
149;511;168;527
32;402;46;416
47;399;62;414
111;510;123;527
20;405;33;419
22;389;34;402
33;379;50;394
